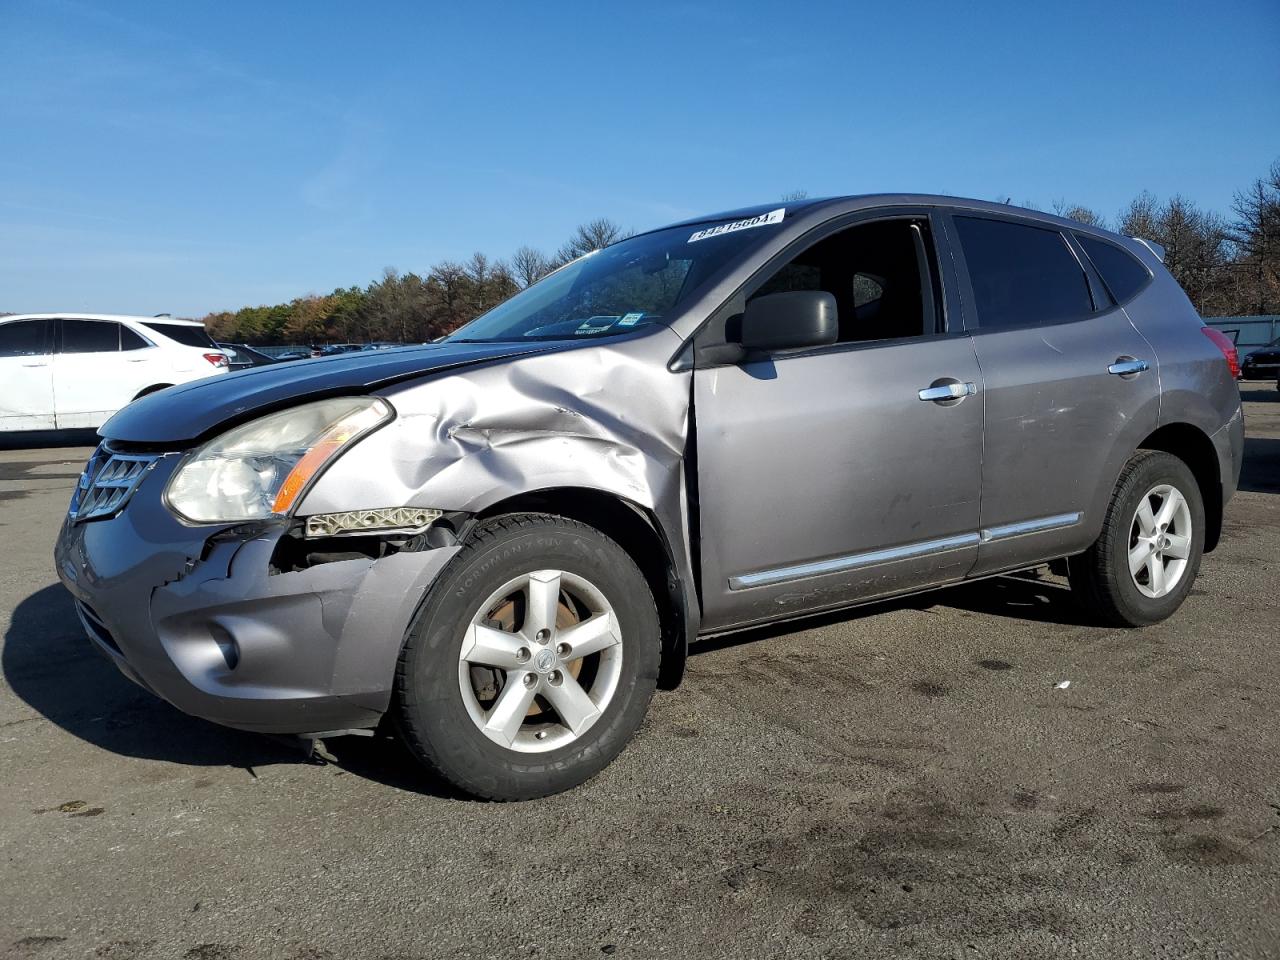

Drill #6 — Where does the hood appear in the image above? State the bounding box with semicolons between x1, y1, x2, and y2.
1244;347;1280;361
101;340;554;445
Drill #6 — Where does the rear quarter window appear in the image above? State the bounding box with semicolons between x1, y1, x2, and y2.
953;215;1094;329
143;322;217;349
1075;234;1152;304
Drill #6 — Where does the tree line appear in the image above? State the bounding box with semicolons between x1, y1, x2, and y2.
202;218;626;345
203;159;1280;344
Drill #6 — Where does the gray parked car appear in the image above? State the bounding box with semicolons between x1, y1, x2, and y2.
55;195;1244;799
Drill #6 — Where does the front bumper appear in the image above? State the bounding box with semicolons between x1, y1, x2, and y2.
1241;359;1280;379
54;454;459;735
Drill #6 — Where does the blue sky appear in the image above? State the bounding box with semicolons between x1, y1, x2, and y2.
2;0;1278;317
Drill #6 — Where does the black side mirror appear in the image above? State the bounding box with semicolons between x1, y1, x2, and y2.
739;291;838;353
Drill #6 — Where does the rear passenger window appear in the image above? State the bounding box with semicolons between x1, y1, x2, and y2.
61;319;121;353
0;320;51;356
953;216;1094;329
1076;234;1151;304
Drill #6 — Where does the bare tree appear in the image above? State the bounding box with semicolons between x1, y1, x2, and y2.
511;245;552;287
554;218;629;265
1228;160;1280;315
781;189;808;202
1052;199;1106;227
1120;192;1231;314
1117;191;1160;239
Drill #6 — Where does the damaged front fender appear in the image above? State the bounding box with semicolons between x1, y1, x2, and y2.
299;331;700;662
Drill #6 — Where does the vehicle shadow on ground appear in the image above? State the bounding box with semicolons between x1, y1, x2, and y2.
2;584;462;798
0;429;99;451
1239;437;1280;494
693;572;1092;657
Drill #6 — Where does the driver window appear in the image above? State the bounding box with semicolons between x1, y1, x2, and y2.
752;219;939;343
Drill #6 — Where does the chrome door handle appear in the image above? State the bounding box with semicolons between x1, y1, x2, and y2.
918;382;977;402
1108;357;1149;376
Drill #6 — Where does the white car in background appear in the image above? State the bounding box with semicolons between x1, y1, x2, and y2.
0;313;229;432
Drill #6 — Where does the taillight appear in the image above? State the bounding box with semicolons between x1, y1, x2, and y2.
1200;327;1240;379
203;352;229;368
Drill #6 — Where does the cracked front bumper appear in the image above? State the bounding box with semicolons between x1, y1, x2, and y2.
54;454;459;735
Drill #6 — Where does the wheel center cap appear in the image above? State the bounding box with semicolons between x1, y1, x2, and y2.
533;648;556;673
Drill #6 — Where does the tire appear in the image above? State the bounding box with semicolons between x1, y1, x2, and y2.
394;513;660;800
1068;450;1205;627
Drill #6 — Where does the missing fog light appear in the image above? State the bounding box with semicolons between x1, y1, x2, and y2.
304;507;444;539
209;623;240;670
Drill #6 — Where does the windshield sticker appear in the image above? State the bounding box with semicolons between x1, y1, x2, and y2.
688;207;785;243
618;312;645;326
575;316;618;334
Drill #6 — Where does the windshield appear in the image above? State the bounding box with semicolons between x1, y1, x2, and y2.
449;215;784;343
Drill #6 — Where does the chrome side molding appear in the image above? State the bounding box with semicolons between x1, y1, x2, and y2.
980;512;1082;542
729;512;1083;591
728;533;980;590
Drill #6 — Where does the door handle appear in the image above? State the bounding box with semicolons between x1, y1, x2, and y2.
918;381;977;402
1108;357;1149;376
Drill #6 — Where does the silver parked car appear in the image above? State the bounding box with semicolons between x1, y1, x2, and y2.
55;195;1244;799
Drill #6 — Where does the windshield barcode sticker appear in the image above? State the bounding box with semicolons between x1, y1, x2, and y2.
688;207;785;243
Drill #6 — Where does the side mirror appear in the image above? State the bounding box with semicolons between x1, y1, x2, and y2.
739;291;838;353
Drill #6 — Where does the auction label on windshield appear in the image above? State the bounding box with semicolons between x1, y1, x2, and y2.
688;207;785;243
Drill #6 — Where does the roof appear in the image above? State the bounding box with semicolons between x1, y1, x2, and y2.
656;193;1127;239
0;313;205;325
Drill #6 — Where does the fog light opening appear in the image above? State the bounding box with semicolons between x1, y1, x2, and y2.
210;624;240;671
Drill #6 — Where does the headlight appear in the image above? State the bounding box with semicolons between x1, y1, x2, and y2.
165;397;393;523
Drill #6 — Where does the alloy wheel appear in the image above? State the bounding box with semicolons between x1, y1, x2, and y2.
457;569;623;753
1127;483;1193;599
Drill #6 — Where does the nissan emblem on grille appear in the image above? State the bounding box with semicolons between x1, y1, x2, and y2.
69;446;159;522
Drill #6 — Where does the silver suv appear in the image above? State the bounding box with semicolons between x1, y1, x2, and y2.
55;195;1244;799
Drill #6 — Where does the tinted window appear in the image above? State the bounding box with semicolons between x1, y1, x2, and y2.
1076;234;1151;304
751;219;938;342
61;319;121;353
143;322;217;348
0;319;51;356
954;216;1094;328
120;325;151;350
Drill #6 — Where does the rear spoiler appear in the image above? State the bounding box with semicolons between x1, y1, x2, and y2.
1133;238;1166;262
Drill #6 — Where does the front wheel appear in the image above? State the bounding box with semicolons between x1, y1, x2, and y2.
394;514;660;800
1068;450;1205;627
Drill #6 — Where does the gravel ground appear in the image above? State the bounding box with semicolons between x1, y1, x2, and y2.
1;384;1278;960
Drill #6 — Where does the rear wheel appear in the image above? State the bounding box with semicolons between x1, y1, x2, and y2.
394;514;660;800
1069;450;1205;626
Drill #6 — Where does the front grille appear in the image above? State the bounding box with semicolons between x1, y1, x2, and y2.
75;600;122;655
68;446;159;522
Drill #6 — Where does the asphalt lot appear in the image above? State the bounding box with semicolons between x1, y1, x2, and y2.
1;385;1278;960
